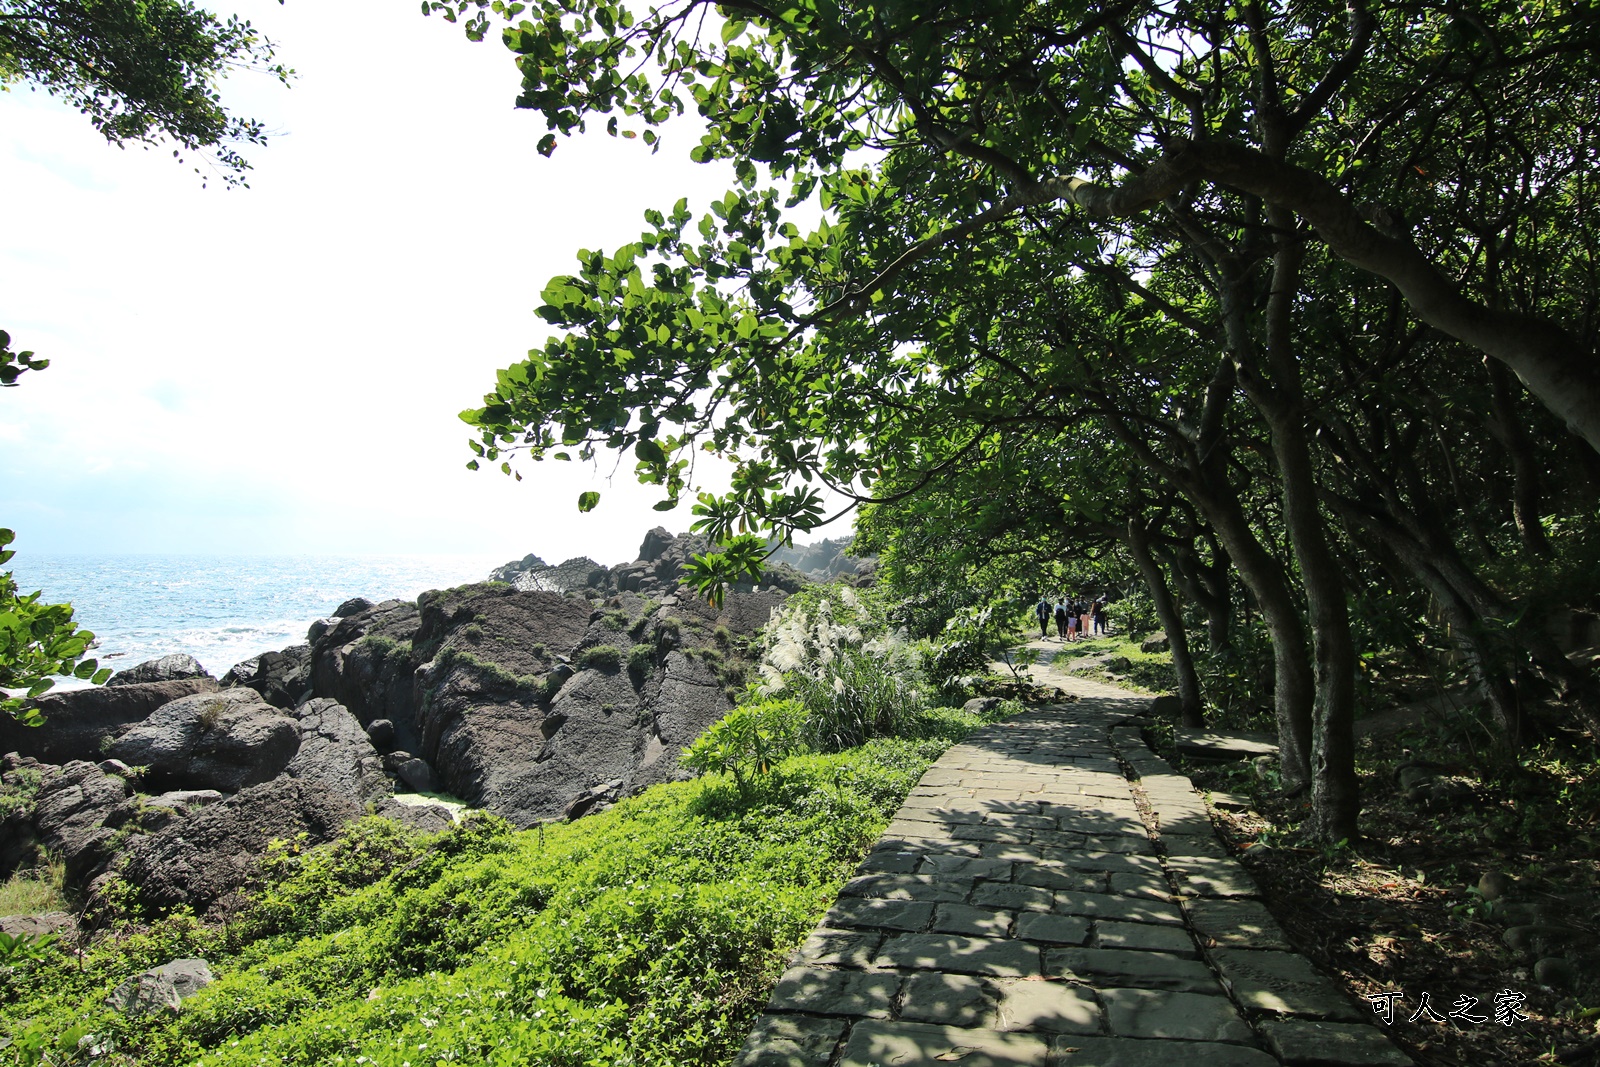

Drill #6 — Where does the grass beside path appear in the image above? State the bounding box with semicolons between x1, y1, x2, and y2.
0;711;1007;1067
1021;631;1177;696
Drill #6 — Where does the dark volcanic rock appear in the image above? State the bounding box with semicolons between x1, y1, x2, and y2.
439;587;782;824
633;651;735;789
146;789;224;812
411;586;594;817
107;654;212;688
34;760;132;882
0;677;218;765
766;535;872;579
221;645;313;710
543;557;609;593
0;755;51;874
415;586;590;682
108;689;299;794
638;526;675;562
480;666;646;826
492;552;609;593
106;958;215;1018
120;777;363;914
393;757;436;793
489;553;548;584
308;599;422;745
0;912;74;938
285;698;389;805
365;718;396;751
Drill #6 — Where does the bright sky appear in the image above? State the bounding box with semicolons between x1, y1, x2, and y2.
0;0;789;567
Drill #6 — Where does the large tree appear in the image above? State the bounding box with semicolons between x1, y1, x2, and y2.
436;0;1600;453
435;0;1600;839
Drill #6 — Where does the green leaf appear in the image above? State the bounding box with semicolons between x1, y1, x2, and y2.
578;491;601;512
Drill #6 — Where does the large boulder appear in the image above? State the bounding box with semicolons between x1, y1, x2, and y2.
632;651;736;790
108;689;299;794
648;530;711;585
120;776;364;914
413;586;591;685
494;555;608;593
107;654;213;688
0;755;52;874
221;645;313;710
544;557;610;593
638;526;675;562
479;665;651;826
33;760;132;883
0;677;219;765
307;599;423;743
284;698;389;805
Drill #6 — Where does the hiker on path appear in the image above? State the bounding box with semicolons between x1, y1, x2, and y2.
1092;595;1107;636
1054;598;1070;640
1077;596;1092;639
1035;595;1051;638
1066;596;1080;642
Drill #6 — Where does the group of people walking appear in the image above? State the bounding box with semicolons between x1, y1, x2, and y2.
1035;594;1107;641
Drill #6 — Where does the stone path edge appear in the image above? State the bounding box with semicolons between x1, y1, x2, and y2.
730;668;1416;1067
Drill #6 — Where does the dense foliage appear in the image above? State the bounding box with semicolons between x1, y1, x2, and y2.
0;0;289;183
426;0;1600;840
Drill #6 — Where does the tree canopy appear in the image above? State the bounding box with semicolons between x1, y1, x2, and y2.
0;0;290;183
435;0;1600;839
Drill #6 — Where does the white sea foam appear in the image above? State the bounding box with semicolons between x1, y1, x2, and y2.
9;553;506;682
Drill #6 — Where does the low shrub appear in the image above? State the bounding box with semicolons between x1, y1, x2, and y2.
785;648;923;752
628;643;655;680
577;645;623;672
682;699;805;795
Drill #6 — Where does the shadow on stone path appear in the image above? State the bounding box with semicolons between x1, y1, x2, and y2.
733;650;1414;1066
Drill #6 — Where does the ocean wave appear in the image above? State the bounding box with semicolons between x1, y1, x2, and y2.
10;553;506;681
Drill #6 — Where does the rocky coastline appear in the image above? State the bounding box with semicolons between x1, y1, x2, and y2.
0;528;871;926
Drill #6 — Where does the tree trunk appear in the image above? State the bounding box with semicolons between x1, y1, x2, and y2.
1224;201;1359;842
1107;366;1316;795
1127;518;1205;728
1270;411;1360;841
1485;358;1552;558
1188;479;1316;794
1326;494;1524;744
1164;538;1233;653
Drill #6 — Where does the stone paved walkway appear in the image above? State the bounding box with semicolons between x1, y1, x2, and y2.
733;657;1415;1067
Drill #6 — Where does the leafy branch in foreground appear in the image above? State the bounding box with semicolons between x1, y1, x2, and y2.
0;331;48;388
0;0;293;185
0;529;111;725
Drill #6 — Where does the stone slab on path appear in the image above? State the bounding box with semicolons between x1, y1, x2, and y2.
1174;728;1281;762
732;673;1415;1067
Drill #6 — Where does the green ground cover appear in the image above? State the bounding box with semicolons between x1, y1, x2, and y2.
1040;634;1177;696
0;717;1004;1067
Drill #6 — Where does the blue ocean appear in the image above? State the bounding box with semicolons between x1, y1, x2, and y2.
8;554;508;685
